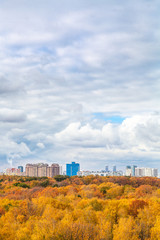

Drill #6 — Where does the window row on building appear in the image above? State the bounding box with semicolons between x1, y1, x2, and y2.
77;170;123;177
126;165;158;177
25;163;60;177
66;162;80;176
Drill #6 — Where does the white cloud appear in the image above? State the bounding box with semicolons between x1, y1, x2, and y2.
37;142;45;149
0;0;160;170
0;137;31;167
55;114;160;157
55;122;102;147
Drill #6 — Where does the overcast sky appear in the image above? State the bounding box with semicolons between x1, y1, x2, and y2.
0;0;160;172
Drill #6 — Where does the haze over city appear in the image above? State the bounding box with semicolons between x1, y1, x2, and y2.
0;0;160;171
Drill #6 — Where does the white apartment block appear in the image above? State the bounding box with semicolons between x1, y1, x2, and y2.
135;167;158;177
77;170;123;177
125;166;132;176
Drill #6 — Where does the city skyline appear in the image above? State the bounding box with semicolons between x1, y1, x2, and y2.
2;162;159;177
0;0;160;170
2;162;159;178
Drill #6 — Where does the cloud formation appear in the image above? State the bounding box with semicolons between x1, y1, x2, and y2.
55;114;160;151
0;109;26;123
0;0;160;171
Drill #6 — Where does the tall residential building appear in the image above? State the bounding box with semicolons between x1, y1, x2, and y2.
126;166;132;176
152;168;158;177
47;164;60;177
66;162;80;176
135;167;158;177
113;166;116;172
131;165;137;176
25;163;60;177
105;166;109;172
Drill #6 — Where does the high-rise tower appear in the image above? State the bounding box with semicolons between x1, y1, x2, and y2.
66;162;80;176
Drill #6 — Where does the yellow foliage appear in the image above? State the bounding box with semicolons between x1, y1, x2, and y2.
150;216;160;240
0;175;160;239
113;217;140;240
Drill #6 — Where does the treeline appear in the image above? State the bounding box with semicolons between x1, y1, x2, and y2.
1;174;160;187
0;175;160;239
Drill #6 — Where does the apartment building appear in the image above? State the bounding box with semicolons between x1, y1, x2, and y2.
25;163;60;177
135;167;158;177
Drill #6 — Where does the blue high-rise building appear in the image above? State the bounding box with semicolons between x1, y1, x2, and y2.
18;166;23;172
66;162;80;176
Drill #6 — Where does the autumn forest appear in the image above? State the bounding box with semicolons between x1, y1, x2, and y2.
0;175;160;239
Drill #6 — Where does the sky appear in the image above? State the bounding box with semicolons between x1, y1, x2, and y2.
0;0;160;172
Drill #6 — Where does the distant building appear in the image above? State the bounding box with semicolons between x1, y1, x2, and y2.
48;164;60;177
105;166;109;172
6;168;21;176
66;162;80;176
125;165;137;176
152;168;158;177
77;165;123;177
113;166;116;172
131;165;137;176
126;166;132;176
59;166;63;175
113;170;123;176
25;163;60;177
135;167;158;177
18;166;23;172
78;170;123;177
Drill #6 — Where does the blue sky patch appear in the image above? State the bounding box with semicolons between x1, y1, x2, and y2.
92;113;125;123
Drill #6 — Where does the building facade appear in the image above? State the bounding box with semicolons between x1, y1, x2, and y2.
125;166;158;177
66;162;80;176
18;166;23;172
6;168;21;175
105;166;109;172
135;167;158;177
113;166;116;172
25;163;60;177
126;166;132;176
131;165;137;176
77;170;123;177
